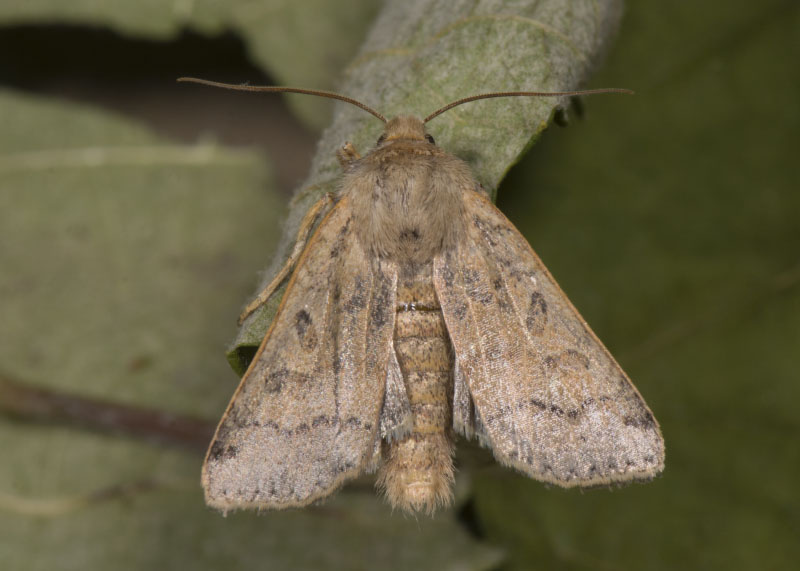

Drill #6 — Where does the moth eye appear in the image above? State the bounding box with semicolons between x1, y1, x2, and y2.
376;134;387;145
425;134;436;145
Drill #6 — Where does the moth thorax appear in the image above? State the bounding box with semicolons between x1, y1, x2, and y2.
377;264;455;513
382;115;427;142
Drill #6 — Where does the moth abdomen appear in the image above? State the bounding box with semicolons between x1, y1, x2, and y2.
377;264;455;513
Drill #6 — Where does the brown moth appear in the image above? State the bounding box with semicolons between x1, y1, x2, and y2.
179;78;665;514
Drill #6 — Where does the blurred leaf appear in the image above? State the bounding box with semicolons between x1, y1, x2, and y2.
0;88;278;416
0;0;379;128
474;0;800;568
232;0;624;366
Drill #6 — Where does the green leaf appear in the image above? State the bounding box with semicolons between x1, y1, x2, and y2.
0;88;276;416
232;0;624;364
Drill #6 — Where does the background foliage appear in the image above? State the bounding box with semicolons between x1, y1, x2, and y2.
0;1;797;569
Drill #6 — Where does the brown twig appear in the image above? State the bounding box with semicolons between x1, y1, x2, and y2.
0;372;215;452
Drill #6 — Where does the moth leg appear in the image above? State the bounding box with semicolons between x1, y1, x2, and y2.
336;142;361;168
238;192;335;325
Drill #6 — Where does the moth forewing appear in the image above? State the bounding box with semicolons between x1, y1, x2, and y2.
434;190;664;486
202;196;398;511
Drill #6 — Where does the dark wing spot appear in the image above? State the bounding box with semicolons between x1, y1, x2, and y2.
329;218;351;259
562;349;590;369
530;398;547;411
226;401;256;428
295;309;312;329
294;309;318;350
344;277;368;313
463;269;492;304
208;441;238;461
525;292;548;335
369;271;392;329
265;368;290;393
623;412;657;430
208;440;225;461
264;368;314;394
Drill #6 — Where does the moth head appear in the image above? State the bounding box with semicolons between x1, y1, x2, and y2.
377;116;436;146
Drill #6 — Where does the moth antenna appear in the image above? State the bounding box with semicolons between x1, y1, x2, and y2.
177;77;388;123
423;87;634;123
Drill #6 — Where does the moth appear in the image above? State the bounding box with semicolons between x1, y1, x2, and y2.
179;78;665;514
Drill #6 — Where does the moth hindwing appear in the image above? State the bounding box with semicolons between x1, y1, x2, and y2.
200;105;663;516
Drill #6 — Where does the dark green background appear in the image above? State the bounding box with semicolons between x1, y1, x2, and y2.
0;1;797;570
492;1;799;568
